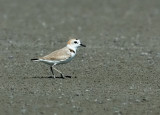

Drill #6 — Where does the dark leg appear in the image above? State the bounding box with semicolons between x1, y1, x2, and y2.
50;66;55;78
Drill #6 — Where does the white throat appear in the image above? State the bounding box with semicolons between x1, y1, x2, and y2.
67;44;77;52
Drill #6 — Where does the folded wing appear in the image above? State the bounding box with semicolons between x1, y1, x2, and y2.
40;47;71;61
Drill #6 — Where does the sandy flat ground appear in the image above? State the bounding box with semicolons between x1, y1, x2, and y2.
1;0;160;114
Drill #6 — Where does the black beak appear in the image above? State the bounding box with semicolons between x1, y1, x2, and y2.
80;43;86;47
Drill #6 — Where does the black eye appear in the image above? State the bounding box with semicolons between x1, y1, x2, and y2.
74;41;78;44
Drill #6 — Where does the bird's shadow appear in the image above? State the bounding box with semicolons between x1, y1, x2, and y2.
32;75;72;79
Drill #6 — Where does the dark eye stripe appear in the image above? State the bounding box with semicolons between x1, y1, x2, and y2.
74;41;78;44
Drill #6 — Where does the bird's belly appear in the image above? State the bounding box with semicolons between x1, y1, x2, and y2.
58;56;74;64
39;59;60;65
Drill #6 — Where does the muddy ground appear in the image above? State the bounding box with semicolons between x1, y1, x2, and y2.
1;0;160;114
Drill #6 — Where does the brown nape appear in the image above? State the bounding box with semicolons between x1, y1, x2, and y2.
67;39;76;45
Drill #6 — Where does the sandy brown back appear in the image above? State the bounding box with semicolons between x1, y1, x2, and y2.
40;47;71;61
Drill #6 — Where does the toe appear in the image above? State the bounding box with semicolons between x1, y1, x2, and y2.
61;74;65;78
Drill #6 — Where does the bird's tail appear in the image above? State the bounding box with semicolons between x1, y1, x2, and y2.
31;58;39;61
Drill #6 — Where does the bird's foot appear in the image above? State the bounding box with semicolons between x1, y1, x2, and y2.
61;74;65;79
53;75;56;79
65;75;72;78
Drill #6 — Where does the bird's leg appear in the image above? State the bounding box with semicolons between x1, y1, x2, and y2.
52;67;65;78
50;66;56;78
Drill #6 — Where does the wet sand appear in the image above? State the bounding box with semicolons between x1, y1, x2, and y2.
1;0;160;114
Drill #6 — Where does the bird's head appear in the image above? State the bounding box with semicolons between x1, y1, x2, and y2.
67;38;86;49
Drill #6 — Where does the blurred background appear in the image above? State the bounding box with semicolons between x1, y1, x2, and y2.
0;0;160;114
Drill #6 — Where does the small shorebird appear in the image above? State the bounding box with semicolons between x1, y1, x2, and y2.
31;38;86;78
